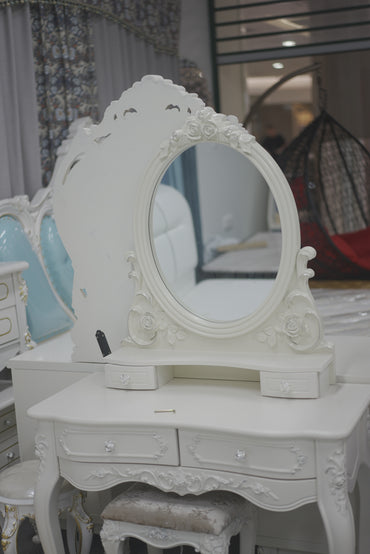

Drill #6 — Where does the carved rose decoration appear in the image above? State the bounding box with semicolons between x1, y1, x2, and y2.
125;253;186;348
281;314;307;345
160;107;255;161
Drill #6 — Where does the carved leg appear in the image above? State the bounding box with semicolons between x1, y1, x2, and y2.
316;440;356;554
34;424;65;554
239;510;257;554
101;537;127;554
1;505;19;554
67;491;94;554
198;533;230;554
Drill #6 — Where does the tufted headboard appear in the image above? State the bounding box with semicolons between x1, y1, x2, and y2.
153;184;198;299
0;118;91;343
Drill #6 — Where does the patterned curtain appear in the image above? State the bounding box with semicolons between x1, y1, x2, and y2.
0;0;180;54
0;0;181;189
31;3;98;185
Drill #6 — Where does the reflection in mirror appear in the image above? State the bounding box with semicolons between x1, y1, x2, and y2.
151;143;282;322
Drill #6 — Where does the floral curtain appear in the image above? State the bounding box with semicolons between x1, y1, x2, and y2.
31;3;98;185
0;0;181;191
0;0;180;54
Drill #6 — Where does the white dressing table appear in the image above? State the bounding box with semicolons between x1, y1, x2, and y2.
28;76;370;554
29;372;370;554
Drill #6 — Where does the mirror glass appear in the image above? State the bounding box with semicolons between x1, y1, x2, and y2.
150;142;282;322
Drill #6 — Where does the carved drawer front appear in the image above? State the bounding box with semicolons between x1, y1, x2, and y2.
0;275;15;310
55;425;179;465
0;435;19;470
179;431;315;479
0;306;19;346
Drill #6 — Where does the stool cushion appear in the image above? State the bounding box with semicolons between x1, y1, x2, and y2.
0;460;72;501
101;483;249;536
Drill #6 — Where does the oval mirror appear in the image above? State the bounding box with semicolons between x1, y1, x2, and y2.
150;143;282;322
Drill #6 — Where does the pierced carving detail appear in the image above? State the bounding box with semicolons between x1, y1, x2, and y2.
1;505;18;552
24;328;34;350
84;465;279;501
152;433;169;460
58;429;72;457
124;252;186;347
34;434;48;476
160;107;255;161
290;446;307;474
257;247;323;352
17;274;28;305
325;447;348;514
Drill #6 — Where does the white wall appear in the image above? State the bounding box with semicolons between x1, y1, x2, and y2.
195;142;269;257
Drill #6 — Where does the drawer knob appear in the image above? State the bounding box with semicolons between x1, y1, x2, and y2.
6;451;15;461
4;419;12;427
280;380;292;394
234;449;247;461
120;374;131;386
104;440;116;453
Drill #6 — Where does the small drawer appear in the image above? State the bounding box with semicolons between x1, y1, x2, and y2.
260;368;330;399
0;306;19;346
0;276;15;309
105;364;173;390
56;424;179;465
179;430;315;479
0;436;19;470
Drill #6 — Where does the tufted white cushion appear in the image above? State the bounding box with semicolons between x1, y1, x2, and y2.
101;483;249;536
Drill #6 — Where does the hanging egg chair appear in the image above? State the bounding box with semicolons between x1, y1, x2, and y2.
280;109;370;280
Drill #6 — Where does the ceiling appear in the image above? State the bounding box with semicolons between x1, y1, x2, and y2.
212;0;370;64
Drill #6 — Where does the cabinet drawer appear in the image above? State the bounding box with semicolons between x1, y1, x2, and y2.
56;425;179;465
179;430;315;479
0;306;19;346
0;275;15;310
0;409;17;442
0;436;19;470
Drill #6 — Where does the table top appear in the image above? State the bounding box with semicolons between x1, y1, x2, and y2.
9;332;101;373
28;371;370;441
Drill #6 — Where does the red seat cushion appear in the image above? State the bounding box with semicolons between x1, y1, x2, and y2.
331;227;370;270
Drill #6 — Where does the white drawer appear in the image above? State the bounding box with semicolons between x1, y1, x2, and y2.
0;306;19;346
56;425;179;465
0;436;19;470
179;430;315;479
105;364;173;390
0;275;15;310
260;368;330;399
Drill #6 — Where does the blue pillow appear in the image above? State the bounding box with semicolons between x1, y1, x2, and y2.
0;216;73;342
40;215;74;313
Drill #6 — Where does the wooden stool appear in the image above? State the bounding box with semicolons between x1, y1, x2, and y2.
0;460;93;554
100;483;256;554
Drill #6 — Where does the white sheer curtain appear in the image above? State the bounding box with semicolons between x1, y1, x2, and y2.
0;5;42;199
92;17;179;116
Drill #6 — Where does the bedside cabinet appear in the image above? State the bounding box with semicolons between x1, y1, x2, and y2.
0;262;29;469
0;261;30;367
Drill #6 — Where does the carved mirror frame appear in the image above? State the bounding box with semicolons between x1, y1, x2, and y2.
123;103;334;397
131;107;300;340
